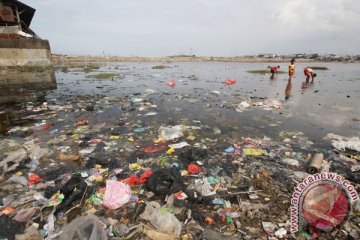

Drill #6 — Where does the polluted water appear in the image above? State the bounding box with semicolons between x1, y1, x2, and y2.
0;62;359;239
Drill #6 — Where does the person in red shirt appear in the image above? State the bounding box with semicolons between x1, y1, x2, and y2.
304;67;317;83
270;65;280;79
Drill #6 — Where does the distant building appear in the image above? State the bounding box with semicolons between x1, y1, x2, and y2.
0;0;51;66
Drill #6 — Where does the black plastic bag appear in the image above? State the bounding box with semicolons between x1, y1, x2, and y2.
146;168;183;195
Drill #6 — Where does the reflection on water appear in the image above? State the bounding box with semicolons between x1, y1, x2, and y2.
285;79;292;100
0;70;57;104
0;70;57;133
0;111;9;134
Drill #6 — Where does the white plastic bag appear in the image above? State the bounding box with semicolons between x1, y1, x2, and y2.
140;201;182;237
158;125;184;141
60;215;107;240
332;137;360;152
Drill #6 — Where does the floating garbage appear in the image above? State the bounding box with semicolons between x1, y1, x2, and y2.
166;80;176;87
308;153;324;174
224;78;236;85
0;62;358;240
158;125;184;141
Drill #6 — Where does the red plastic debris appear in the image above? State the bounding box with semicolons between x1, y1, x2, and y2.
144;143;168;153
205;216;216;225
41;124;52;130
188;163;201;174
120;175;138;185
28;173;43;185
138;170;154;184
166;80;176;87
174;191;187;200
219;213;227;222
224;78;236;85
119;170;154;185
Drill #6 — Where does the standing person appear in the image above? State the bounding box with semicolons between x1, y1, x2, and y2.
288;58;295;81
304;67;317;83
269;65;280;79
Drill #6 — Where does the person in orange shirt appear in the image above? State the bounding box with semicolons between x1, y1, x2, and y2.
288;58;295;81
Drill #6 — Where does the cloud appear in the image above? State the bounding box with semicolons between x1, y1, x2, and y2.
24;0;360;56
276;0;360;32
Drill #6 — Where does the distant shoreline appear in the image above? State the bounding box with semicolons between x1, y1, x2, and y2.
51;54;360;64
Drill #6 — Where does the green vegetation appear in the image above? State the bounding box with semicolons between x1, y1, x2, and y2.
152;65;170;69
309;66;329;70
188;75;199;81
247;70;286;74
84;65;100;73
87;73;119;79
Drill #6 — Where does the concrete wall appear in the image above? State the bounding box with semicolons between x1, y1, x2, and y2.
0;70;57;104
0;38;51;66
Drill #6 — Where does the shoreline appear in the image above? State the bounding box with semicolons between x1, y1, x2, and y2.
51;55;360;64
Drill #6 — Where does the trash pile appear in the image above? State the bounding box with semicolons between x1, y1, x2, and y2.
0;80;359;240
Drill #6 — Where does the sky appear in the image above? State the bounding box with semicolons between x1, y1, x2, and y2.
25;0;360;57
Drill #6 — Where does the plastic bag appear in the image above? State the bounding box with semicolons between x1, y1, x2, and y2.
0;148;28;173
27;143;49;161
168;142;189;149
15;225;42;240
9;175;28;186
13;208;37;223
140;201;182;236
103;180;131;209
28;173;43;185
60;215;108;240
147;168;183;195
55;174;89;216
332;137;360;152
158;125;184;141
